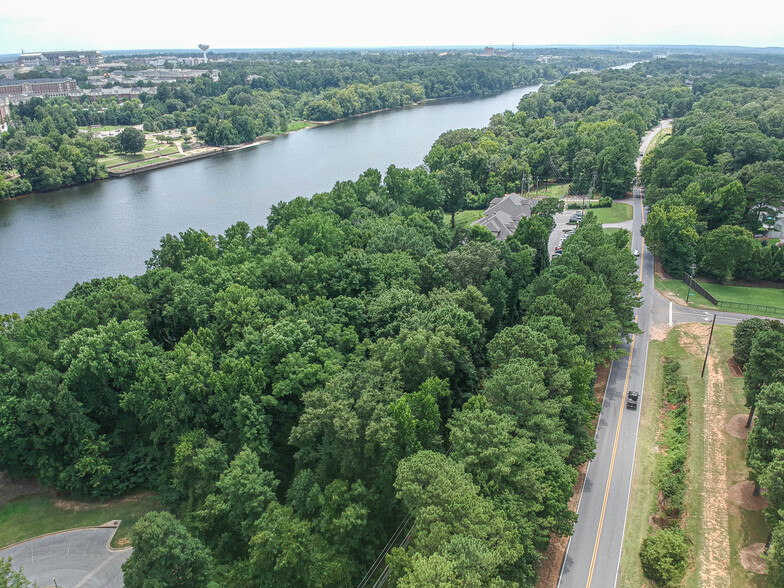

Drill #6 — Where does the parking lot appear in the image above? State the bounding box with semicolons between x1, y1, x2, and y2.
548;208;582;258
0;524;130;588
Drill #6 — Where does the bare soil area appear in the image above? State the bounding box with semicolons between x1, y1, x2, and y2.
702;352;731;587
649;323;672;342
728;481;769;511
726;414;752;439
678;323;710;355
54;490;155;512
0;472;44;508
740;543;767;574
727;357;743;377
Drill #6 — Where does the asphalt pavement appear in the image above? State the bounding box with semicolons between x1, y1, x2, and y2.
557;121;774;588
0;525;129;588
557;181;652;588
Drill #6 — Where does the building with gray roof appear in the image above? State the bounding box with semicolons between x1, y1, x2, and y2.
472;193;536;240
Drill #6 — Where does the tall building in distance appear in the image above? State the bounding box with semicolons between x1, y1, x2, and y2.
198;44;209;64
17;50;103;67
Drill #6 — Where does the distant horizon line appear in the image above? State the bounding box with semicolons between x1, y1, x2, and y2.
2;43;784;59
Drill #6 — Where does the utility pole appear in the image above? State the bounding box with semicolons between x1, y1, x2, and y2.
585;172;597;212
701;313;717;378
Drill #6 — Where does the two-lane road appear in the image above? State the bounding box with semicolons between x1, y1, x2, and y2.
558;180;653;588
557;121;771;588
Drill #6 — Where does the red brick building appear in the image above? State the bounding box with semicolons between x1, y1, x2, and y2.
0;78;79;98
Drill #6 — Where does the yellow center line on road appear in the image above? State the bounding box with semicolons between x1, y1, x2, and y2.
585;189;646;587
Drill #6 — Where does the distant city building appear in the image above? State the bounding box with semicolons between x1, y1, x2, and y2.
0;77;78;98
484;47;495;56
85;69;213;88
0;69;15;79
0;97;10;133
17;50;103;67
472;193;535;240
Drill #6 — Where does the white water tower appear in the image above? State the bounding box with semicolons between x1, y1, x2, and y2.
198;44;209;63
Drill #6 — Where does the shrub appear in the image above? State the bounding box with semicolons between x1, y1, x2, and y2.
589;196;613;208
639;528;690;586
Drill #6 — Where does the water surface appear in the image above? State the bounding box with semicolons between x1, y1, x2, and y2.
0;85;540;315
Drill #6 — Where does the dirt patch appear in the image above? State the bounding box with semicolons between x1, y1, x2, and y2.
677;323;710;356
658;287;688;307
115;536;131;547
726;414;752;439
654;256;670;280
740;543;767;574
54;496;96;512
728;481;768;511
702;350;731;587
727;357;743;377
593;361;611;406
0;471;45;508
650;323;672;342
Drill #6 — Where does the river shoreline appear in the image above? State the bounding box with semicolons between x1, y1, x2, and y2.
0;83;550;315
1;84;552;204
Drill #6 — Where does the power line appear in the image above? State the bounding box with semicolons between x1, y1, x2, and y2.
357;447;454;588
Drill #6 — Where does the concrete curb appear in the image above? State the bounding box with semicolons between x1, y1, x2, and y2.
0;520;131;554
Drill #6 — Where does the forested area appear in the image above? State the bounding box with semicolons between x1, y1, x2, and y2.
0;57;656;581
640;64;784;282
0;99;107;197
0;159;641;584
6;53;783;585
0;49;645;197
732;319;784;583
425;66;695;206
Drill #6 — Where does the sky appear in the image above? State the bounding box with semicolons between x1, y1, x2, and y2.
1;0;782;55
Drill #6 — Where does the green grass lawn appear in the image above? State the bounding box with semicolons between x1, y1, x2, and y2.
656;275;784;317
286;120;311;132
619;325;769;587
526;183;570;198
98;153;149;168
588;202;633;225
445;209;484;229
0;491;161;549
700;282;784;313
78;125;127;133
618;332;668;588
645;126;672;154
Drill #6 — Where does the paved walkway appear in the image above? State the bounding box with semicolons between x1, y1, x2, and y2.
0;524;129;588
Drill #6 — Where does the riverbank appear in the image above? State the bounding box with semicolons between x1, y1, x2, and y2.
0;83;542;316
1;80;563;203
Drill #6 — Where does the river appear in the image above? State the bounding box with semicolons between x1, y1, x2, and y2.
0;84;541;316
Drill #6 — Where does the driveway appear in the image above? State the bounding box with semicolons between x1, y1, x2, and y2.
0;523;129;588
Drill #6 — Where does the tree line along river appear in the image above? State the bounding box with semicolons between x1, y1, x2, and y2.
0;85;542;316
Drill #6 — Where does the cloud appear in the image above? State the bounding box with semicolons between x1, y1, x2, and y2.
1;0;782;54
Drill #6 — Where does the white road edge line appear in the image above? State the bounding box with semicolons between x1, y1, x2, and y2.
612;185;650;587
556;356;618;588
